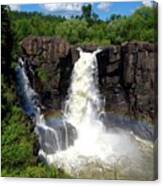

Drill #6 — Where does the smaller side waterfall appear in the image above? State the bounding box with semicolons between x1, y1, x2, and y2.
16;58;40;118
16;58;77;158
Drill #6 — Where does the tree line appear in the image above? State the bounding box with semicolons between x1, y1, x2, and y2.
7;4;157;46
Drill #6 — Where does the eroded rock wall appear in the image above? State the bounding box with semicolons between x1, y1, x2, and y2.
97;43;157;124
20;36;157;123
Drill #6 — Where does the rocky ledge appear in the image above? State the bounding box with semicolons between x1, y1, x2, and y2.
20;36;157;124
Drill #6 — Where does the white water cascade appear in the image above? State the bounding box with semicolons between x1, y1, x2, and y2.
63;48;106;156
16;52;154;179
43;49;154;179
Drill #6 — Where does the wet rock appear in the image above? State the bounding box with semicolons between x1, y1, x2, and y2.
36;119;77;154
103;112;155;141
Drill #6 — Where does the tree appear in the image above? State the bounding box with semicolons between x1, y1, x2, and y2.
81;4;92;19
110;14;122;21
92;12;99;22
81;4;93;24
55;19;88;44
1;5;13;79
9;5;157;46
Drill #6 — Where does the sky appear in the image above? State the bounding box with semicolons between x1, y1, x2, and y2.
9;1;154;20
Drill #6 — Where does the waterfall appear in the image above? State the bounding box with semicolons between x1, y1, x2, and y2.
16;58;40;118
16;53;154;179
64;48;104;127
43;49;153;179
63;48;106;155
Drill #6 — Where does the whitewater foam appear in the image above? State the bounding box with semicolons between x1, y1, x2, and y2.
16;52;154;179
42;49;153;179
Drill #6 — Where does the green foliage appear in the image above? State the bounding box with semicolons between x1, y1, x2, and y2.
2;114;34;168
81;4;100;25
1;76;34;174
10;11;65;42
8;5;157;46
86;22;110;45
82;4;92;20
129;6;157;42
110;14;123;21
1;6;71;178
1;76;71;178
2;159;71;178
36;67;49;82
106;6;157;44
55;19;88;44
21;164;71;178
1;6;14;79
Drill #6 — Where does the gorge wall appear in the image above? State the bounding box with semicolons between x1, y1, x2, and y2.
20;36;157;124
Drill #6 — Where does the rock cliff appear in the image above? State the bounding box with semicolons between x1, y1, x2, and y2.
20;36;157;124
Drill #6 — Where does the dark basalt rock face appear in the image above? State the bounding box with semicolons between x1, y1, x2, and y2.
96;42;157;124
21;36;73;111
20;36;157;124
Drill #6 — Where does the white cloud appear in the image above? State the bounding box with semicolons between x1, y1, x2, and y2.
9;4;21;11
142;0;153;7
41;3;84;15
96;2;111;12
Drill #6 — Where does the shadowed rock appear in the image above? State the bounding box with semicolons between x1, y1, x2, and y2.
36;119;77;154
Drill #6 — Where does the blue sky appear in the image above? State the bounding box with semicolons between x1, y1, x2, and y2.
9;1;154;20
